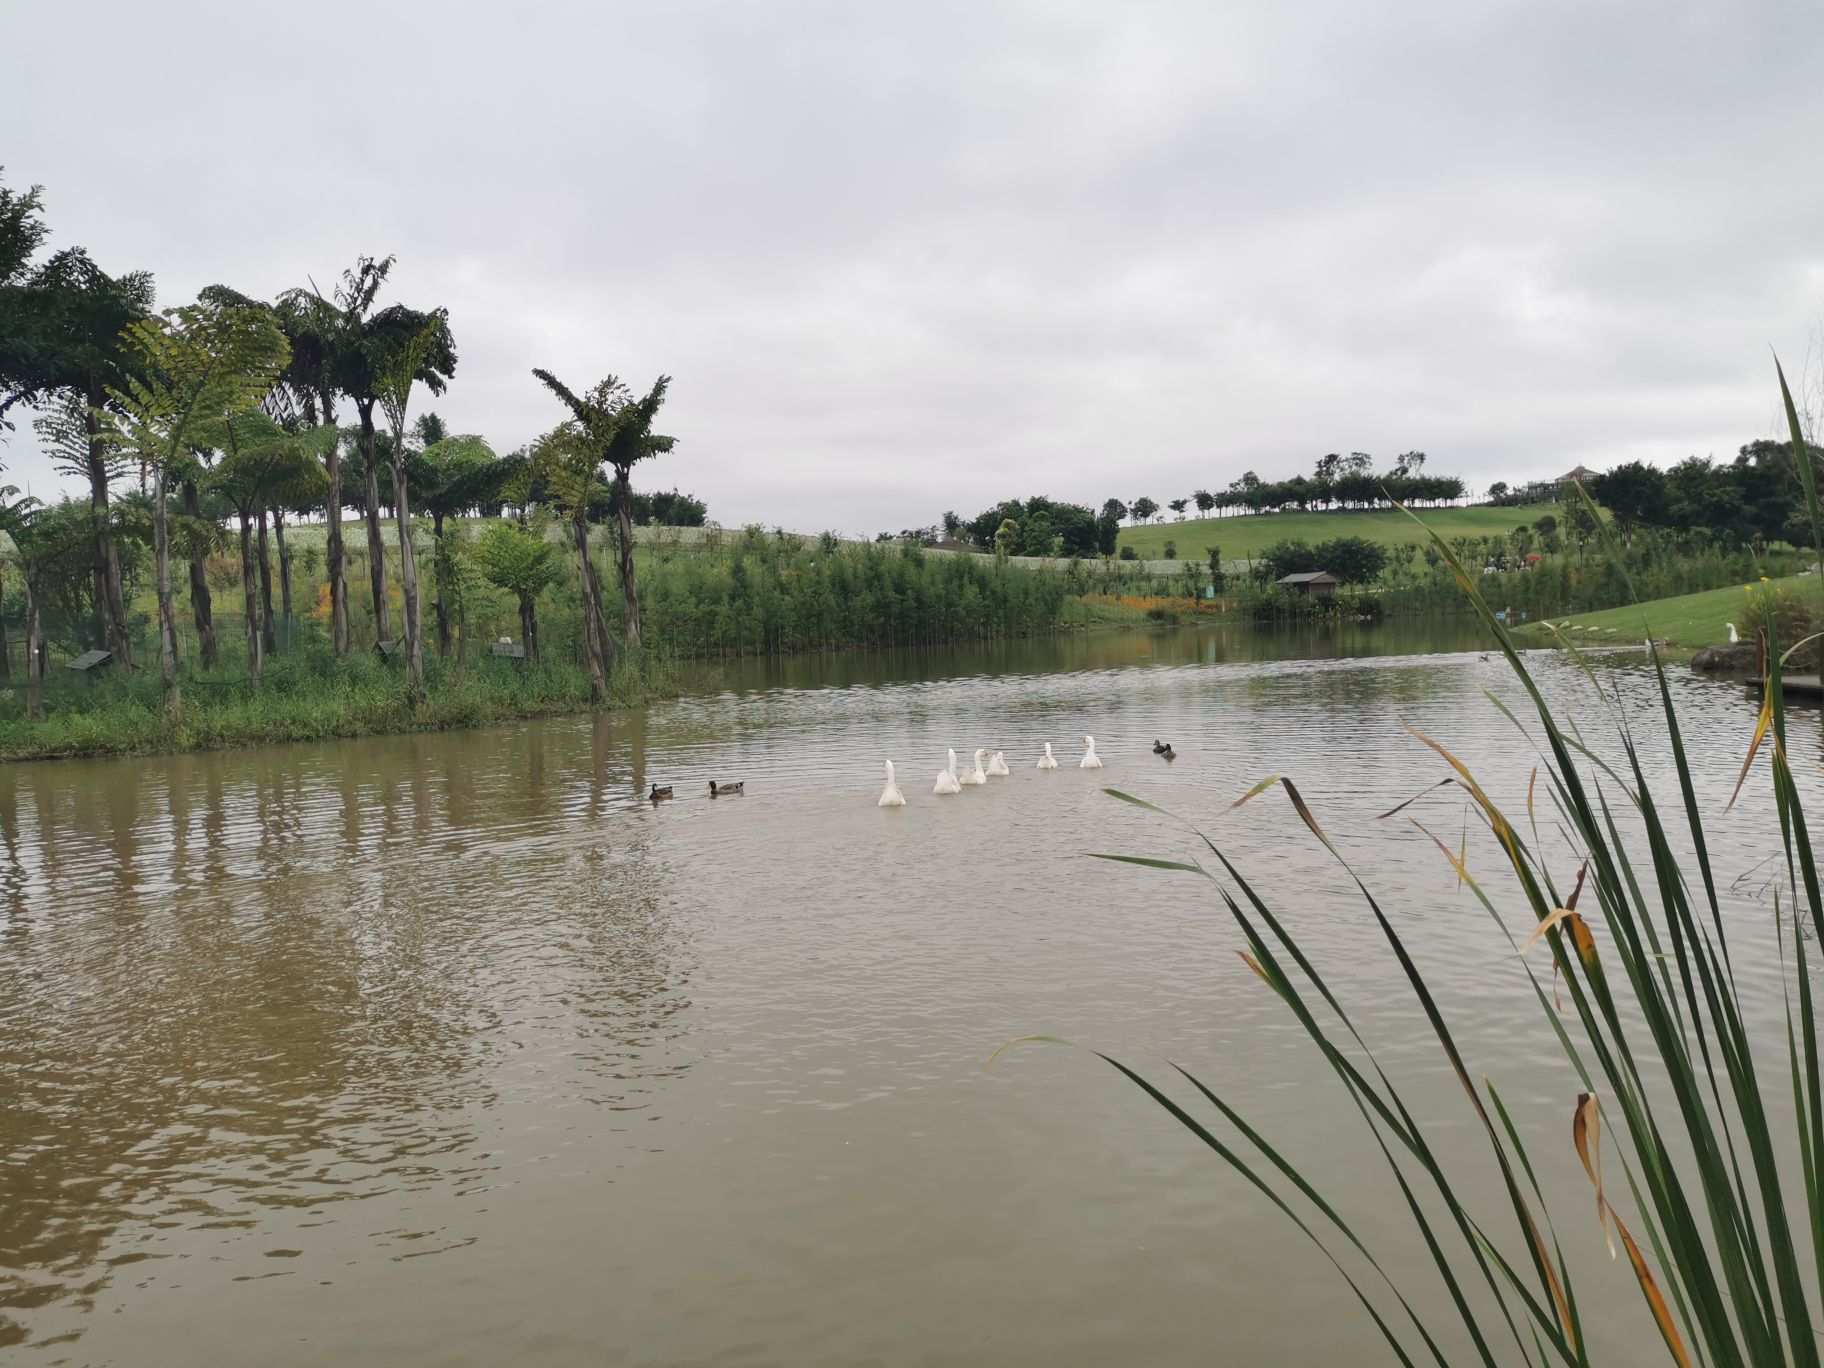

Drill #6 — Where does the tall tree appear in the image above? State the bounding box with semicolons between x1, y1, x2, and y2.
0;171;50;438
531;421;615;698
1588;460;1667;543
530;369;674;650
0;487;48;718
276;258;453;654
104;297;289;711
276;278;352;653
413;434;499;656
1130;496;1158;524
475;519;561;665
373;314;453;696
12;251;155;662
177;461;223;667
207;413;327;686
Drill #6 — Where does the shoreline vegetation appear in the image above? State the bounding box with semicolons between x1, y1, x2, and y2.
3;515;1813;762
4;180;1815;765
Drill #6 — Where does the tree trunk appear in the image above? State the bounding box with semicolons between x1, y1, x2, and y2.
153;469;180;713
238;510;263;686
0;560;8;680
84;385;131;665
182;477;216;668
256;506;278;656
319;387;349;656
431;510;452;657
358;401;390;643
573;516;610;701
274;507;293;628
391;458;424;698
22;569;44;721
519;593;540;666
612;471;642;649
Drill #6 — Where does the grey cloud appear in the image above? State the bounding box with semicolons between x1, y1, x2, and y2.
3;0;1823;534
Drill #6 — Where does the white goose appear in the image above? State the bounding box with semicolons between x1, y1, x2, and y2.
1036;743;1059;770
934;748;962;795
1727;622;1740;644
1080;735;1103;769
986;750;1010;777
878;760;906;807
961;748;989;785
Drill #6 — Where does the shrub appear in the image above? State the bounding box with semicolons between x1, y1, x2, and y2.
1118;545;1139;561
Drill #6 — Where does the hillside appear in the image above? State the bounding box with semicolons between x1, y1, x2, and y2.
1514;575;1818;650
1115;503;1566;561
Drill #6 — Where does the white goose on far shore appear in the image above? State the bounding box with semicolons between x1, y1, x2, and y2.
934;749;962;795
879;760;906;807
1080;735;1103;769
962;749;988;785
1727;622;1740;644
987;751;1010;777
1037;743;1059;770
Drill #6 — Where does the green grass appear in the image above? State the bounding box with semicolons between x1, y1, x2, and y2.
1117;503;1568;560
1515;573;1818;649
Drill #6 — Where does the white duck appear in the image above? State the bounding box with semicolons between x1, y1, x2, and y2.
961;748;989;785
1726;622;1740;644
1080;735;1103;769
878;760;906;807
934;748;962;795
1036;743;1059;770
986;750;1010;777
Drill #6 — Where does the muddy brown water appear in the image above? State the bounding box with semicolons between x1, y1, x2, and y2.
1;623;1815;1365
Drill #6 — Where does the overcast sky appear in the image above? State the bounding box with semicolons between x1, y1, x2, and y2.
4;0;1823;534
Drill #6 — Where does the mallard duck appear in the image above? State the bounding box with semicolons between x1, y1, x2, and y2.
1158;743;1175;760
709;780;744;796
1152;739;1168;754
1036;743;1059;770
878;760;906;807
649;784;673;801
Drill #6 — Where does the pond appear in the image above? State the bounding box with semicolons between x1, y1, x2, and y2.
0;621;1814;1364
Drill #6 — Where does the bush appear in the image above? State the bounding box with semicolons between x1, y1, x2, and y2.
1162;540;1177;560
1118;545;1138;561
1742;581;1820;665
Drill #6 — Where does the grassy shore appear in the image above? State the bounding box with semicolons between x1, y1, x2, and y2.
1115;501;1565;559
1514;572;1817;649
0;649;679;762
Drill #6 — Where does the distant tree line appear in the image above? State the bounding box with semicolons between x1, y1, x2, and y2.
1123;452;1467;523
1583;444;1819;547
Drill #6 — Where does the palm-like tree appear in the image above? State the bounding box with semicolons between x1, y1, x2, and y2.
373;314;455;697
12;249;154;664
105;297;289;712
276;258;455;657
208;412;329;686
529;420;615;699
412;434;500;656
0;486;47;719
530;369;674;650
